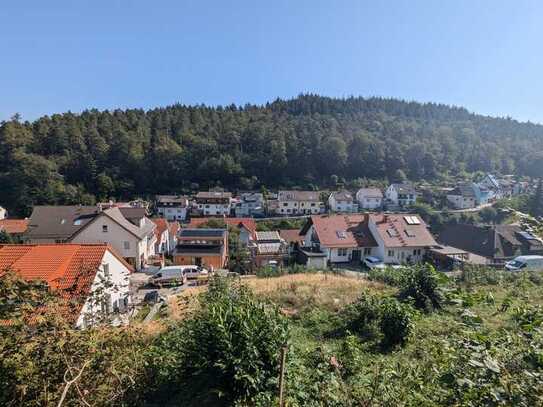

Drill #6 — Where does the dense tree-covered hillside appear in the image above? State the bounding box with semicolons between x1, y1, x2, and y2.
1;94;543;215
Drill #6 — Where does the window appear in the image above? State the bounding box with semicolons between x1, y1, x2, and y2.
311;203;316;207
123;241;130;250
283;203;288;207
103;263;110;277
338;248;347;256
102;225;108;233
364;248;372;255
413;249;421;256
388;250;394;257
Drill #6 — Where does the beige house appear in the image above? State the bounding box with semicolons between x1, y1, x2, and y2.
277;191;324;215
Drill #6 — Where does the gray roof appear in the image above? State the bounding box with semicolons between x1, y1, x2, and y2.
26;206;99;240
278;190;320;202
449;183;476;198
174;245;223;255
156;195;189;206
391;183;416;194
179;228;226;238
195;191;232;199
119;207;147;224
331;190;353;202
357;188;383;198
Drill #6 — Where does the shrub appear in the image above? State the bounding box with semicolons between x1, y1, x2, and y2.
367;266;405;287
398;264;444;312
146;277;289;405
342;292;381;340
379;298;414;349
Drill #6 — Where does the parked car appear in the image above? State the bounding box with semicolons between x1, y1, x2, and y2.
363;256;403;270
183;266;209;280
505;255;543;272
150;266;188;287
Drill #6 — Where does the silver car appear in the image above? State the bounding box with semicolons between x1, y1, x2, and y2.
150;266;188;287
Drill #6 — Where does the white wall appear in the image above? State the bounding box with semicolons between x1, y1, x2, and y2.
75;250;131;328
158;206;187;221
0;207;6;220
356;192;382;209
70;216;143;270
277;200;322;215
447;195;475;209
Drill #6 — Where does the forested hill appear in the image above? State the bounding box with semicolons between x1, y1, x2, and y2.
1;94;543;215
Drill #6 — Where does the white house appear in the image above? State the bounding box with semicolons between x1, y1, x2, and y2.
328;190;358;213
0;206;6;220
70;207;156;271
277;191;324;215
368;213;437;264
356;188;383;210
446;183;477;209
300;214;377;264
156;195;189;221
194;191;233;216
234;193;265;217
0;243;133;328
385;183;417;207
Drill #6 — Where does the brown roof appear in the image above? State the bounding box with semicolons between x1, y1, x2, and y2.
370;214;436;248
0;219;29;234
278;190;320;202
152;218;169;239
304;214;377;248
279;229;303;244
195;191;232;199
330;190;353;202
357;188;383;198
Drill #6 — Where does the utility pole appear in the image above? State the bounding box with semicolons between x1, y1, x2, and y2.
278;345;288;407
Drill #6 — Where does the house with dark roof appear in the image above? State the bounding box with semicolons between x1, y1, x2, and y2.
0;243;133;328
446;183;477;209
155;195;189;221
328;190;358;213
385;183;417;207
173;228;228;270
188;217;257;246
26;206;157;270
300;214;378;264
277;190;324;215
194;191;233;216
437;224;543;265
368;214;437;264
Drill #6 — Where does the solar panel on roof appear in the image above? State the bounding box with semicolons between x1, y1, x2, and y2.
410;216;421;225
404;216;414;225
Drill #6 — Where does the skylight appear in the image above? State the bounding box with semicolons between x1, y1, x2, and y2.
404;216;420;225
336;230;347;239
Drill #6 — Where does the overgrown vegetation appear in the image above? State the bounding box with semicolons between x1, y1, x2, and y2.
2;265;543;405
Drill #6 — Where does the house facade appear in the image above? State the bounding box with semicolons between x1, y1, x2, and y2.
194;191;233;216
234;193;265;217
385;183;417;207
277;191;323;215
253;231;288;268
0;206;6;220
152;218;170;255
368;214;437;264
446;183;477;209
0;243;133;328
328;190;358;213
173;228;228;270
155;195;189;221
356;188;383;210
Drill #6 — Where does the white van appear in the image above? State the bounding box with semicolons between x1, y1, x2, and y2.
505;255;543;272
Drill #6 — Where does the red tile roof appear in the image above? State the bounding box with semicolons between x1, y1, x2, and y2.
369;214;437;248
152;218;169;240
308;215;377;248
0;244;133;298
0;219;29;234
188;217;257;236
168;220;180;237
279;229;304;244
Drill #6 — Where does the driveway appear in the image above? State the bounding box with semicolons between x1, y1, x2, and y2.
130;272;193;305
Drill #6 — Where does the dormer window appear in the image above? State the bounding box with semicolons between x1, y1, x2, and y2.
102;225;108;233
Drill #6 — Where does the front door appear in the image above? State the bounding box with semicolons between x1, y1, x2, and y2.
352;250;361;261
195;257;202;266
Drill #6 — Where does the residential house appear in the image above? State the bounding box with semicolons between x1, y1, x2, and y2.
194;191;233;216
300;214;377;264
234;193;265;217
478;174;502;199
253;231;288;268
328;190;358;213
277;191;323;215
168;221;180;253
438;224;543;266
188;217;256;246
152;218;170;255
0;206;6;220
385;183;417;208
356;188;383;210
279;229;304;255
446;183;477;209
368;214;437;264
0;219;29;239
155;195;189;221
26;206;156;271
0;243;133;328
173;228;228;270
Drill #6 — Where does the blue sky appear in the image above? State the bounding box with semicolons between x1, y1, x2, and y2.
1;1;542;122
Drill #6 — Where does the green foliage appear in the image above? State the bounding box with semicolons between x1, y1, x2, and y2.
256;218;305;231
379;297;414;349
146;277;289;405
0;230;13;243
367;265;405;286
397;264;445;312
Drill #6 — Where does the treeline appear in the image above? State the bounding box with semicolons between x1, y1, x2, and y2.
2;94;543;216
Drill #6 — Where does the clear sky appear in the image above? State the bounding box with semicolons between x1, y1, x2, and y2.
1;1;542;122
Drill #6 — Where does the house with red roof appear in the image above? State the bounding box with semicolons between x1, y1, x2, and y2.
152;218;170;255
0;219;29;238
300;214;377;264
368;214;437;264
0;243;133;328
